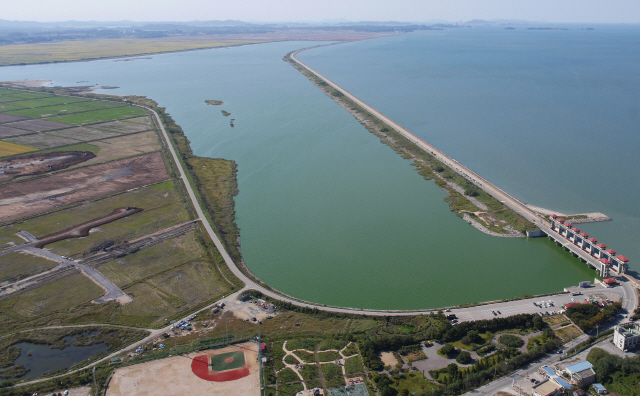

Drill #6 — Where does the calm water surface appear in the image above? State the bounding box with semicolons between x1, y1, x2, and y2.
299;25;640;277
0;36;612;309
6;333;108;381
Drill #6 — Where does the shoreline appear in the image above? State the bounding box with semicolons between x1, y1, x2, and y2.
0;41;272;68
0;60;628;315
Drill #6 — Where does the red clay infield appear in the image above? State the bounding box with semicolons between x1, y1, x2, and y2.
191;355;250;382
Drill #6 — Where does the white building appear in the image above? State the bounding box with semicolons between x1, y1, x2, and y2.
613;322;640;351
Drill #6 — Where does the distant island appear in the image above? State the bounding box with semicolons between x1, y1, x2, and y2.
505;27;516;30
205;100;224;105
221;110;231;116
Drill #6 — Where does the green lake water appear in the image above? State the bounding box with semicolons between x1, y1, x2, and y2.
0;40;597;309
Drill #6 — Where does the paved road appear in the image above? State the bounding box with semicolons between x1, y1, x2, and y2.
0;245;128;303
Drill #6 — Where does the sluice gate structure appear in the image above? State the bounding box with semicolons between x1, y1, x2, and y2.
548;215;629;277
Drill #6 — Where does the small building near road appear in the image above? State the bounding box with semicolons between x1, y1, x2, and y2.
532;380;563;396
539;365;556;378
613;322;640;351
552;376;572;390
565;361;596;387
592;383;607;395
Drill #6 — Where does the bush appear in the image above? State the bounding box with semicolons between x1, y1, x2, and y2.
456;351;472;364
498;334;524;348
440;344;457;358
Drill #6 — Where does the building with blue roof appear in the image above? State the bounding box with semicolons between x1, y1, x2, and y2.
565;360;596;387
539;365;556;378
552;376;571;390
592;383;607;394
565;360;593;374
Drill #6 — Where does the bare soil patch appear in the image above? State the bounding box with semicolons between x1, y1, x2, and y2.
49;126;120;141
0;150;95;182
74;131;160;167
0;151;169;222
380;351;399;367
106;342;259;396
91;116;152;134
0;125;32;137
3;118;71;132
4;132;81;149
0;113;28;124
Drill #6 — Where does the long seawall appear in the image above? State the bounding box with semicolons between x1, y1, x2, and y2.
289;47;617;278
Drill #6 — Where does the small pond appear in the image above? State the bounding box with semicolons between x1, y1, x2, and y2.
2;331;109;382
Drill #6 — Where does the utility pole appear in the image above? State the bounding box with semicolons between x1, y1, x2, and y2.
170;320;177;355
93;366;98;396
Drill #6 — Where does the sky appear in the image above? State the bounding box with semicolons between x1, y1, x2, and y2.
1;0;639;24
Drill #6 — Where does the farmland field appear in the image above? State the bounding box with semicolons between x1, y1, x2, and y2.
0;140;35;156
0;38;267;66
6;100;125;118
0;96;88;112
46;106;148;124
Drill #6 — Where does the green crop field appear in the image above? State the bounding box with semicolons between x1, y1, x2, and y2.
0;96;88;112
46;106;148;125
6;101;125;118
0;92;50;101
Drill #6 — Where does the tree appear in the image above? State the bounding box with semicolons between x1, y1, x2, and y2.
456;351;472;364
440;344;457;358
467;330;481;344
461;336;472;345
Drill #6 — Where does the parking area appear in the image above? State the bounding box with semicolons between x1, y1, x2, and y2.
453;284;623;323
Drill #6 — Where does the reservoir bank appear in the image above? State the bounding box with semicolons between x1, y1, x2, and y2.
0;39;603;310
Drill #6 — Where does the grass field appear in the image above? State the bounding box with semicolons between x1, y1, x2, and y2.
318;350;342;362
97;230;207;287
0;252;58;284
0;38;267;66
0;140;35;156
390;372;439;394
7;100;125;118
46;106;148;125
186;157;241;264
14;180;190;256
322;363;346;388
6;272;105;318
345;356;364;374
